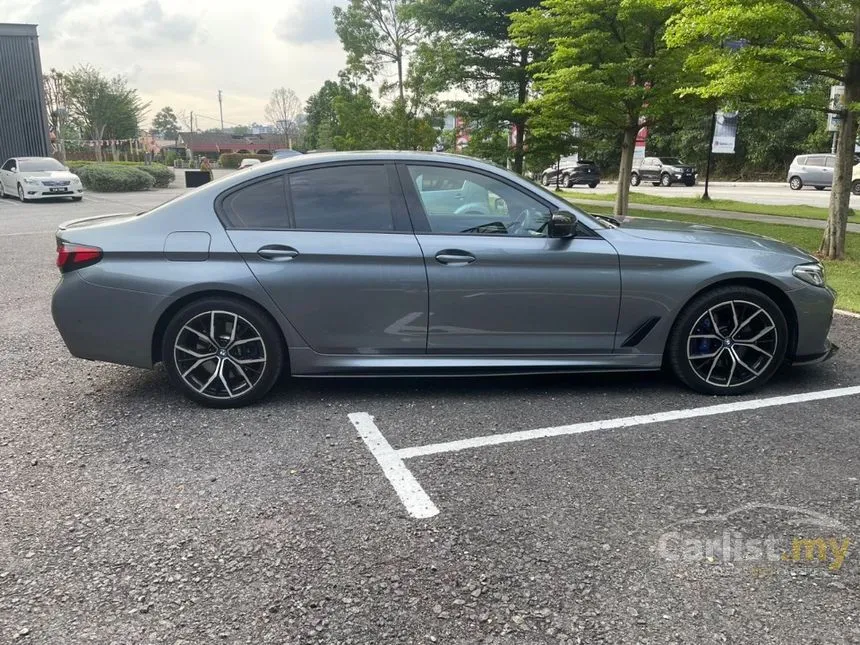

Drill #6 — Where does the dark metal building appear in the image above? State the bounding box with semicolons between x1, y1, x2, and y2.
0;23;51;163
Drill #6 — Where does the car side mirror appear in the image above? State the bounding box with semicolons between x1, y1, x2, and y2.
548;211;576;238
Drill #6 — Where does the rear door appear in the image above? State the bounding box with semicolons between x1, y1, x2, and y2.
400;163;621;354
640;158;656;182
222;163;429;355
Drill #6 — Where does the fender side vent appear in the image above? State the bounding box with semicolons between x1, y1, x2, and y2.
621;316;661;347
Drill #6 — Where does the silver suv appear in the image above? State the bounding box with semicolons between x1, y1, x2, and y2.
787;154;835;191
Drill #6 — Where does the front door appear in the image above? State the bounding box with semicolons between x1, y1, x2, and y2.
223;164;428;355
400;163;621;354
0;159;16;192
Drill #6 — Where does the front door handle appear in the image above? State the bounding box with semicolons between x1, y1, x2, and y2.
257;245;299;261
435;250;476;265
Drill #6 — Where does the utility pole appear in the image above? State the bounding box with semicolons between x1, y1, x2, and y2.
190;111;194;133
218;90;224;131
702;112;717;201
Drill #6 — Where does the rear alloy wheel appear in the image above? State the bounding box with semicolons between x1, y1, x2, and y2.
162;298;284;408
667;286;788;395
630;173;641;186
542;173;551;186
853;180;860;196
660;173;673;187
789;176;803;190
561;173;570;188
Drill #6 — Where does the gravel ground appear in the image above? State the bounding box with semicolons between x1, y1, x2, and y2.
1;193;858;643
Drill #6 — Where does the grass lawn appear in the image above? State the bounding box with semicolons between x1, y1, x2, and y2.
573;201;860;313
566;190;847;221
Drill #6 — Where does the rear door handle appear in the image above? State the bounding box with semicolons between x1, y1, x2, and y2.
257;245;299;261
435;250;476;265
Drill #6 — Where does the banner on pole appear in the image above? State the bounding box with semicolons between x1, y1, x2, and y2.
712;111;738;154
634;126;648;160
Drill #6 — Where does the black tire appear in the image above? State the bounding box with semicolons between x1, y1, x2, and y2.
815;185;825;191
630;173;640;187
789;176;803;191
684;179;695;187
852;180;860;196
161;297;285;408
666;286;788;396
542;173;551;186
17;184;28;202
660;173;673;187
71;196;83;201
588;181;598;189
561;173;570;188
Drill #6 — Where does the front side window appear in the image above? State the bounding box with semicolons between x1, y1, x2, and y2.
2;160;15;171
825;156;836;168
220;175;288;229
288;165;395;232
407;165;552;237
807;156;826;166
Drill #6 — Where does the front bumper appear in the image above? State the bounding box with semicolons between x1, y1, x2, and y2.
790;340;839;366
23;185;83;198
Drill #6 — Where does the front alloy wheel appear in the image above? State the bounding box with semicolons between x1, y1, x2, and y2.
17;184;27;202
789;176;803;190
660;173;673;187
668;287;787;395
163;299;284;407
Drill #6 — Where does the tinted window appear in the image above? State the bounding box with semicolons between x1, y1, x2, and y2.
807;156;826;166
289;165;394;232
408;164;551;237
2;159;15;171
221;175;288;228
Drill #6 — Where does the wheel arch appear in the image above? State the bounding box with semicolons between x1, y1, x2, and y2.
151;289;289;366
666;277;799;360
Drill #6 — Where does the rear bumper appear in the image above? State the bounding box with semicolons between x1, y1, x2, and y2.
52;271;163;369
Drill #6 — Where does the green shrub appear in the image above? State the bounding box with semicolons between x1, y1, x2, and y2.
218;153;273;169
136;164;175;188
72;164;155;192
68;161;174;188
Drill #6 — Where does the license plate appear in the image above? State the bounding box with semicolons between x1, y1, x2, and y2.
49;188;66;193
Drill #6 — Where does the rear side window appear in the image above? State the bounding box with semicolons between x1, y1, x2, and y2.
794;156;807;166
220;175;288;229
288;165;394;232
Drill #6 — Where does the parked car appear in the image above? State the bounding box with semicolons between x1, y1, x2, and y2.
852;163;860;195
540;156;601;188
631;157;697;187
787;154;836;191
51;151;836;408
238;158;262;170
272;149;302;161
0;157;84;202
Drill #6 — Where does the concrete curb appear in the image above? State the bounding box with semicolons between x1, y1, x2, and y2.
835;309;860;318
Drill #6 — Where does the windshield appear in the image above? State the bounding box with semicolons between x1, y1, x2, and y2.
19;158;65;172
659;158;685;166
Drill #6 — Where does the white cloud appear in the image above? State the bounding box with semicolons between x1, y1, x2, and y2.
7;0;347;127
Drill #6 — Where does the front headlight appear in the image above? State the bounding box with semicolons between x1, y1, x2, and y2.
793;262;826;287
23;177;40;185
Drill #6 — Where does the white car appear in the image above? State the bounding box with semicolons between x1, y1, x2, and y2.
238;158;262;170
0;157;84;202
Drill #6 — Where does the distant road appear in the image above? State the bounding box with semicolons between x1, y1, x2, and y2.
567;180;857;208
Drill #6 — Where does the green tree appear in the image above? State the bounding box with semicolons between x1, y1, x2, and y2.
665;0;859;259
511;0;690;218
152;106;180;142
334;0;419;102
306;80;345;150
408;0;544;174
332;83;384;150
64;65;148;162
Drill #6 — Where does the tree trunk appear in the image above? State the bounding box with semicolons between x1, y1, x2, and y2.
512;48;529;176
396;45;405;103
615;124;638;219
820;7;860;260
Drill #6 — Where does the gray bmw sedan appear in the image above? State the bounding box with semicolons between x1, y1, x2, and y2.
51;152;836;407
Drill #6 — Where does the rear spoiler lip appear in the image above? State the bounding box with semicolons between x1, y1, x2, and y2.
57;211;136;233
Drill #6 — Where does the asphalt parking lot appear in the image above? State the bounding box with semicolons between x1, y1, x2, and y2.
1;189;859;644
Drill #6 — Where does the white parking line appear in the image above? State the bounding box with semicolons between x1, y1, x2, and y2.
348;413;439;519
350;385;860;518
0;230;55;237
397;385;860;459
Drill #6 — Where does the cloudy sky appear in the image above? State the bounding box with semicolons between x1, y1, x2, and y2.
7;0;349;128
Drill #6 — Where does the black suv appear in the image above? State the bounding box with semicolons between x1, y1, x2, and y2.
540;156;601;188
631;157;697;187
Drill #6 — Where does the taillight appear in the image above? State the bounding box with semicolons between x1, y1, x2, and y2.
56;241;102;273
